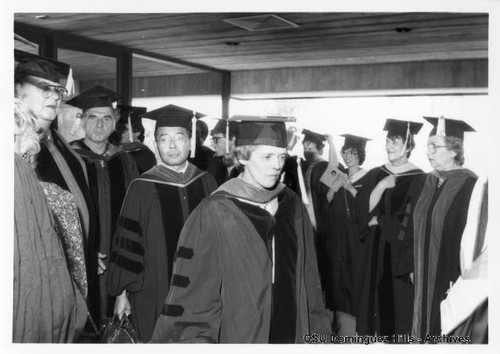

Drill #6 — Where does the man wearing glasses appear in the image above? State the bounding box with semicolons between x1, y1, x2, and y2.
209;118;240;184
188;119;226;185
107;104;218;342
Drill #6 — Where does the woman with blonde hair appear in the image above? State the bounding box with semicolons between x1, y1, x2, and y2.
14;98;88;342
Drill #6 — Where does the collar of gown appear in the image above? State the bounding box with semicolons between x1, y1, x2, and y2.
431;167;477;180
216;177;285;204
384;161;420;175
350;168;367;183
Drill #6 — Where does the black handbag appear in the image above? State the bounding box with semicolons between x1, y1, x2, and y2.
100;315;141;343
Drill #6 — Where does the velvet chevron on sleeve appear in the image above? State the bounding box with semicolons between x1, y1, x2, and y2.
107;164;217;342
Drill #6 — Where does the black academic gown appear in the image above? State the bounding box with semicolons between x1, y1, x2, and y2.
121;142;157;174
150;178;330;343
281;154;301;195
35;128;99;324
107;163;218;342
309;161;334;300
282;157;337;298
354;164;423;336
188;144;227;186
324;169;367;315
14;154;88;343
71;139;140;320
411;169;478;338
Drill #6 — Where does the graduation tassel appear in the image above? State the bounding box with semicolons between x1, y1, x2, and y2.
401;120;411;158
190;111;197;158
65;68;75;97
225;120;230;154
127;114;133;143
271;236;275;284
437;115;446;136
296;156;310;205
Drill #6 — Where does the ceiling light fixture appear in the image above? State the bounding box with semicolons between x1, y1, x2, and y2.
223;14;299;32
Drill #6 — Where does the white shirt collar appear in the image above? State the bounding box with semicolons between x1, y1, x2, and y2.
161;161;189;174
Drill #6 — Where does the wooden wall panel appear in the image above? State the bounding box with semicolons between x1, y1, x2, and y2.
79;59;487;99
231;59;488;95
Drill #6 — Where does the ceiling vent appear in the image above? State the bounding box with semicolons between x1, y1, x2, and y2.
223;14;299;32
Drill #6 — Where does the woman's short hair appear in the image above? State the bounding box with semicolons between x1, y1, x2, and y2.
387;133;415;158
303;138;324;152
233;145;259;169
14;98;42;160
340;145;366;165
445;136;465;166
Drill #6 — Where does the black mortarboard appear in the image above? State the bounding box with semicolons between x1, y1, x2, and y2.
117;105;147;131
211;118;239;138
229;115;295;148
141;104;205;131
211;118;240;152
66;85;121;111
423;116;476;141
383;119;423;138
340;134;371;151
15;49;70;84
302;129;327;146
142;104;206;158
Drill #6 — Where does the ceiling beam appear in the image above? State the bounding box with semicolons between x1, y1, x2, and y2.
14;22;227;74
131;49;228;74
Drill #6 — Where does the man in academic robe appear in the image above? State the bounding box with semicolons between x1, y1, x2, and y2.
107;104;218;342
150;115;330;343
67;87;140;321
113;105;157;174
188;119;226;185
209;118;241;184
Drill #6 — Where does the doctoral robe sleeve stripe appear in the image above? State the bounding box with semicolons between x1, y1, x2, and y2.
109;251;144;274
171;274;190;288
174;247;194;261
397;202;413;240
117;215;141;235
117;237;145;256
162;304;185;317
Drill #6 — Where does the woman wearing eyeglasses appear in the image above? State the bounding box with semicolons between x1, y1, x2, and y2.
14;98;88;342
323;134;370;335
410;117;485;341
15;53;99;332
354;119;424;339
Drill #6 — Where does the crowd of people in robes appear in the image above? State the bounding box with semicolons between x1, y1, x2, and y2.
13;50;488;344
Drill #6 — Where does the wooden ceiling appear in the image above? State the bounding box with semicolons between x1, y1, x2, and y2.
14;12;488;80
